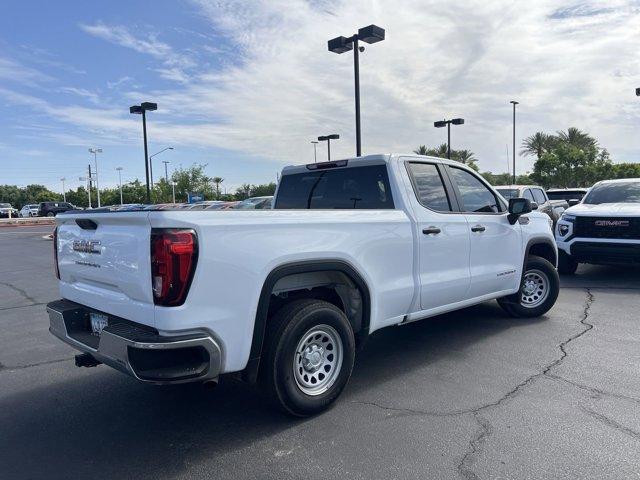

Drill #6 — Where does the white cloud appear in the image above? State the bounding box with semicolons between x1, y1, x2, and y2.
79;22;196;80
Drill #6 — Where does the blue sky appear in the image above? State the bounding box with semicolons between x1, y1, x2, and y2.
1;1;639;195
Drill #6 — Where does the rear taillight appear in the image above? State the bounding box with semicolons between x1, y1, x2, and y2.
53;227;60;279
150;229;198;306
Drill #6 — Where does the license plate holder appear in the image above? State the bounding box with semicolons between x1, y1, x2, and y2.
89;313;109;336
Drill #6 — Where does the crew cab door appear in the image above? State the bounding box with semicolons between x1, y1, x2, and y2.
445;166;522;298
403;161;471;310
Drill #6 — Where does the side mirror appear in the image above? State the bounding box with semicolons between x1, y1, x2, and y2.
530;201;539;210
508;198;532;225
568;199;580;207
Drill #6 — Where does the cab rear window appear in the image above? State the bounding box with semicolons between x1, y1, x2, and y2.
275;165;394;209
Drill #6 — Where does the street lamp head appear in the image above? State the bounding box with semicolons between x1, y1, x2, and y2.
451;118;465;125
88;147;102;154
129;105;142;114
510;100;519;105
328;36;353;54
140;102;158;111
327;134;340;140
434;120;447;128
116;167;123;171
168;147;174;150
636;88;640;96
358;25;385;44
311;140;318;144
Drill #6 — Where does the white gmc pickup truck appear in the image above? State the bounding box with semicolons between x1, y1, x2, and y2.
48;154;559;416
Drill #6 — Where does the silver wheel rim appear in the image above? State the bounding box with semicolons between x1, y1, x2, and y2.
293;324;343;396
520;269;550;308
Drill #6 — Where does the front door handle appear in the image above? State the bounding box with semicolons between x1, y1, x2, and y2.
422;226;441;235
471;225;486;232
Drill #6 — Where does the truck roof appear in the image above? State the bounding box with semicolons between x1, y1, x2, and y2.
280;153;475;176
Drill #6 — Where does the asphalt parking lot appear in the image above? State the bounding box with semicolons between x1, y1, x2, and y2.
1;225;639;480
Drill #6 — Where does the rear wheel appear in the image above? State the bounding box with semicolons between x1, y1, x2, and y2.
558;250;578;275
498;255;559;318
46;212;55;217
259;299;355;416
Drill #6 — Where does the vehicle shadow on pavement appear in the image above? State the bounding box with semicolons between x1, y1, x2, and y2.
0;302;541;480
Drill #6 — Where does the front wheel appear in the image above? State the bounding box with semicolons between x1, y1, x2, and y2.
498;255;559;318
259;299;355;416
46;212;55;217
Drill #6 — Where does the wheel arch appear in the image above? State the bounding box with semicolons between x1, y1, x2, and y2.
526;237;557;267
242;260;371;382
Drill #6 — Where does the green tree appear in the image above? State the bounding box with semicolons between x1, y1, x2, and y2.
520;132;555;160
212;176;224;200
556;127;597;150
413;144;479;170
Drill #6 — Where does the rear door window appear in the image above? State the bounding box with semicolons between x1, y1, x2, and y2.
406;163;452;212
275;165;394;209
523;189;535;201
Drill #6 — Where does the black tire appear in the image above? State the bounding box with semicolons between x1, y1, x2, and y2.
498;255;560;318
47;212;55;217
557;250;578;275
259;299;355;417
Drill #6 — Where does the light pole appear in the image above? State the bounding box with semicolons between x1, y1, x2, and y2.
328;25;385;157
171;181;176;203
88;148;102;207
318;134;340;161
311;140;318;163
149;146;173;186
510;101;519;184
60;177;66;202
434;118;465;159
129;102;158;203
162;160;170;183
116;167;123;205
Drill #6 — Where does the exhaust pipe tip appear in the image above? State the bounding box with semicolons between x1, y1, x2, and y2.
203;379;218;390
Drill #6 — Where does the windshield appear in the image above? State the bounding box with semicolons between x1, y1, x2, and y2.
583;181;640;204
547;191;586;201
495;188;519;200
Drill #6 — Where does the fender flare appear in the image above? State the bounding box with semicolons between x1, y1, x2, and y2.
242;260;371;382
524;236;557;268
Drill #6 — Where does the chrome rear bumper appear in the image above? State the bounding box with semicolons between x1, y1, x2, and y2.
47;299;221;384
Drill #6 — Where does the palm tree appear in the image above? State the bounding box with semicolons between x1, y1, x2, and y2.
556;127;597;150
413;145;429;156
520;132;554;159
212;176;224;199
456;149;476;165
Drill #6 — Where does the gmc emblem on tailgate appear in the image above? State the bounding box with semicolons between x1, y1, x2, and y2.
594;220;629;227
72;239;101;254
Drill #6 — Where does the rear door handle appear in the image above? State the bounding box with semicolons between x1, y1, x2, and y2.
471;225;486;232
422;226;441;235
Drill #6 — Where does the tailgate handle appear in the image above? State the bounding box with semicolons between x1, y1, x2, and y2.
76;219;98;230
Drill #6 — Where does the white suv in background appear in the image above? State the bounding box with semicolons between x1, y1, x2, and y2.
556;178;640;274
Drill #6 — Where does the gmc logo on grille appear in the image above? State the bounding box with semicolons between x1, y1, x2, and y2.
594;220;629;227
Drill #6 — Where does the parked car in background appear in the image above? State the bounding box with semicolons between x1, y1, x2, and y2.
187;201;225;210
0;203;19;218
233;196;273;209
19;204;39;217
205;201;240;210
114;204;147;211
555;178;640;274
495;185;567;226
38;201;76;217
48;154;559;416
547;188;588;206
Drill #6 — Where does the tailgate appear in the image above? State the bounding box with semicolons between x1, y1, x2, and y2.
56;212;155;326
